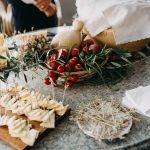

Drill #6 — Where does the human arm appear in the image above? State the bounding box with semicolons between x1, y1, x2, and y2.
33;0;56;17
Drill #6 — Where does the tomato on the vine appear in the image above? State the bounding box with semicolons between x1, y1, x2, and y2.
71;48;79;57
66;81;73;87
57;65;65;73
59;49;68;60
69;57;79;66
50;61;59;70
70;75;78;82
49;71;58;80
44;78;51;85
65;64;72;72
75;64;82;71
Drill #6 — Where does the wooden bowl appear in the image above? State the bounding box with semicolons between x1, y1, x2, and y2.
83;28;150;52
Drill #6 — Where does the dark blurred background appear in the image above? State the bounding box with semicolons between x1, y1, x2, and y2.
0;0;76;33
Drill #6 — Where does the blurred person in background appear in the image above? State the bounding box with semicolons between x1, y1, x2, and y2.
7;0;58;32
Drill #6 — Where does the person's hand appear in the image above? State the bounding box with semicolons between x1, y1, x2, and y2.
44;3;56;17
33;0;56;17
33;0;51;11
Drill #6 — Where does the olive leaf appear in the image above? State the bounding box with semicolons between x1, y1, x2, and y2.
3;70;10;80
112;48;131;57
0;55;7;59
121;56;132;64
138;51;147;58
23;73;28;83
111;62;122;68
145;44;150;50
0;76;6;82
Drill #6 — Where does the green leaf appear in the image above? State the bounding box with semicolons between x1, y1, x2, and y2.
106;66;115;69
3;70;10;80
8;45;18;51
24;73;28;83
112;48;131;57
87;63;105;85
84;62;89;72
0;76;6;82
8;47;15;50
103;48;112;55
92;55;97;64
86;55;94;62
111;62;122;68
10;57;18;65
0;55;7;59
138;51;147;58
121;56;132;64
146;44;150;50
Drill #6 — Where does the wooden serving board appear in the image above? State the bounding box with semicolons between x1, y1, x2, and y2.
0;106;71;150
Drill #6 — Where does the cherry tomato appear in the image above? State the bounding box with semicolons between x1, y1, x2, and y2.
49;71;58;80
71;48;79;57
65;64;72;72
57;65;65;73
44;78;51;85
70;75;78;82
75;64;82;71
50;61;59;70
66;81;73;87
59;49;68;59
69;57;79;66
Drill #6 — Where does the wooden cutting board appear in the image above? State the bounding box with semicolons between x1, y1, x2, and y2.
0;106;71;150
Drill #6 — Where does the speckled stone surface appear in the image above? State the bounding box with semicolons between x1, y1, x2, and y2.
1;58;150;150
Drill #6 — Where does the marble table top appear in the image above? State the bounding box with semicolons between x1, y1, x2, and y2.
0;57;150;150
1;27;150;150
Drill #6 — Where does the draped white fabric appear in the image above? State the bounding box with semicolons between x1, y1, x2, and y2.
122;85;150;117
76;0;150;44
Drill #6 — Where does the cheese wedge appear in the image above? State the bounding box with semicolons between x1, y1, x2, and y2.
21;129;39;146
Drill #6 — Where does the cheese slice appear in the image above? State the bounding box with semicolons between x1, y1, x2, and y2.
0;94;11;104
7;97;18;110
38;110;48;120
19;90;30;100
24;105;32;114
21;129;39;146
7;116;17;125
0;114;39;146
40;112;55;128
46;100;59;109
0;115;9;126
56;105;69;116
42;110;54;122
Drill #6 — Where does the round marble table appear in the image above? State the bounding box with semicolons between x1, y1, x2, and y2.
1;27;150;150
